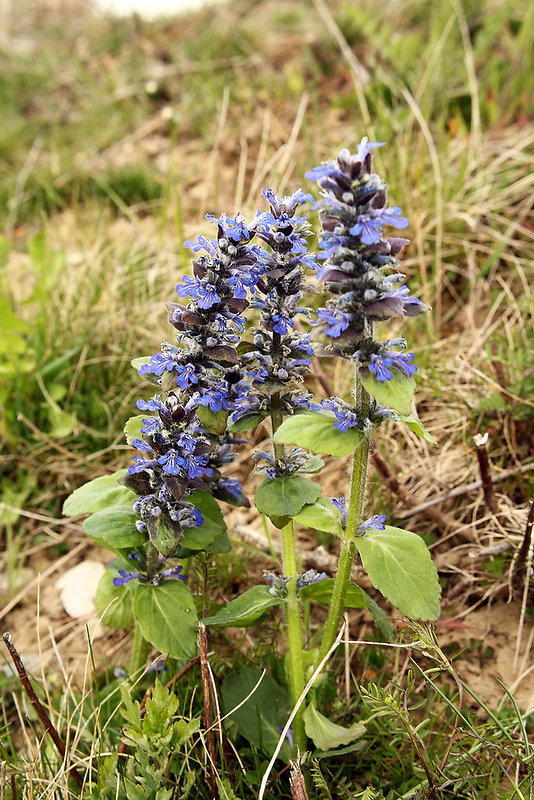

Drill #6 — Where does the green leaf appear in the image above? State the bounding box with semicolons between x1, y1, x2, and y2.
63;470;135;516
229;412;269;431
124;415;145;445
274;412;364;457
216;778;243;800
236;340;256;356
196;405;228;435
204;586;283;628
360;371;415;416
300;454;324;473
355;526;441;621
46;406;76;438
83;506;146;550
94;569;135;629
206;530;232;553
134;581;198;658
0;475;37;526
314;741;367;759
398;414;437;446
153;517;179;557
300;579;366;609
174;529;231;559
293;498;344;536
303;702;366;751
360;589;395;642
255;476;321;519
180;491;227;551
131;356;151;371
221;669;291;761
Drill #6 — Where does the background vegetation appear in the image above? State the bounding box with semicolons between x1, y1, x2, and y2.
0;0;532;797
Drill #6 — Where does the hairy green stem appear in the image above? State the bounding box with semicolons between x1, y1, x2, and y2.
129;621;149;675
317;382;371;664
129;541;159;675
281;520;306;752
270;396;306;752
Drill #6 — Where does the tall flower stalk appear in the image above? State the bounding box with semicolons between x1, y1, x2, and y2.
305;138;430;661
117;213;264;669
237;189;318;752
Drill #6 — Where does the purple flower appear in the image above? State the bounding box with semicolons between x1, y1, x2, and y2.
317;398;359;432
356;138;385;161
198;387;232;412
189;508;204;526
296;570;328;589
182;235;218;255
128;456;157;474
174;363;199;390
315;308;352;338
368;351;418;382
182;452;212;480
317;234;351;260
377;207;409;230
206;212;251;242
305;162;345;182
158;450;185;476
308;138;429;390
349;209;409;246
368;354;395;382
261;188;313;216
113;569;143;587
131;438;153;452
136;397;166;412
271;313;294;335
363;285;429;320
176;276;222;309
332;495;348;528
263;571;291;597
215;477;244;501
139;351;179;377
140;417;160;435
358;514;387;532
158;565;187;581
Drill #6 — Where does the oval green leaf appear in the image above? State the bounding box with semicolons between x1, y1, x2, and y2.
360;589;395;643
303;702;366;751
300;454;324;473
229;412;269;431
180;490;227;550
398;414;438;446
355;525;441;620
204;586;284;628
293;497;344;536
83;506;146;549
196;405;229;435
152;517;179;557
134;581;198;658
124;415;145;445
255;476;321;519
63;470;135;516
300;579;366;608
94;569;135;629
221;669;291;761
273;412;364;457
360;371;415;416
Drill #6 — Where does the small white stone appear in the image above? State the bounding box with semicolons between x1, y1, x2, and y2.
92;0;219;19
55;560;106;618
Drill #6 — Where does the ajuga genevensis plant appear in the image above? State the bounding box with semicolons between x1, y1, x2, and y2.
64;138;440;760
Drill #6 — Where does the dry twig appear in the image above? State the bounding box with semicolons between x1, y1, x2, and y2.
2;633;84;791
198;623;218;799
